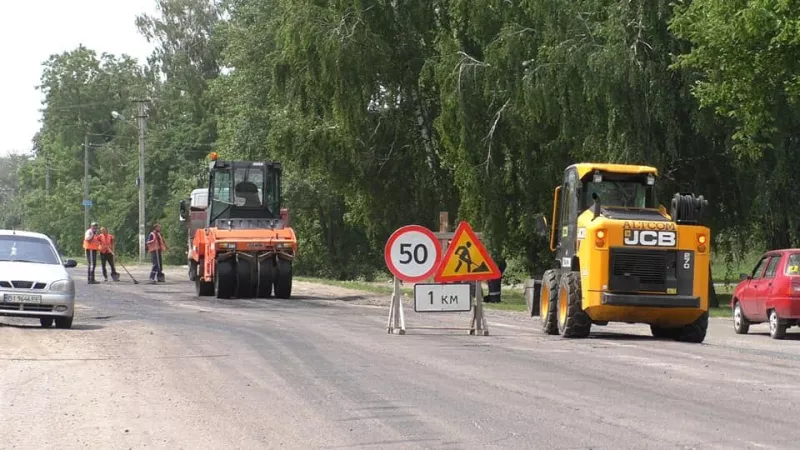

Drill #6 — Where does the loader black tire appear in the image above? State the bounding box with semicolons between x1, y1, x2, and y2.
539;270;560;335
674;311;708;343
273;258;293;299
214;260;235;299
556;272;591;338
195;258;214;296
257;259;274;298
649;325;676;339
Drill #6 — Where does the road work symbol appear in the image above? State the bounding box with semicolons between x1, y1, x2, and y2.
434;221;500;283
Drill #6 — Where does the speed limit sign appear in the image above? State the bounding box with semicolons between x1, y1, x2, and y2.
384;225;442;282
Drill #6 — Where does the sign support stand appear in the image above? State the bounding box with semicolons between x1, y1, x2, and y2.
470;281;489;335
387;276;406;334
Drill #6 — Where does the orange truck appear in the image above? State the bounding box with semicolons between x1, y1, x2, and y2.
179;152;298;299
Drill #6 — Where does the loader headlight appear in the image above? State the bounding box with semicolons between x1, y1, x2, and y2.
217;242;235;250
696;234;708;253
595;229;607;248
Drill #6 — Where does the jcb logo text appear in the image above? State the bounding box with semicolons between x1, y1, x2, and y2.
623;230;676;247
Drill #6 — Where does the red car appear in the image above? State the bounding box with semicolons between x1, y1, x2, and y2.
732;249;800;339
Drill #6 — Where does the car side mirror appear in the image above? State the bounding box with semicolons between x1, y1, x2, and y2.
533;214;548;237
179;200;187;222
739;273;750;281
63;259;78;268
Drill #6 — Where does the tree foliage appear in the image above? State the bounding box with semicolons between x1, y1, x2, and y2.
6;0;798;282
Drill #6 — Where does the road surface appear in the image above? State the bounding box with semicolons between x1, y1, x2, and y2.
1;266;799;449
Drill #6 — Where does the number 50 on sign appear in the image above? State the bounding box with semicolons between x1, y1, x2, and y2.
384;225;442;282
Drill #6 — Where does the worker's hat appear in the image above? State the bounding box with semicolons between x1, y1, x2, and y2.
91;221;98;226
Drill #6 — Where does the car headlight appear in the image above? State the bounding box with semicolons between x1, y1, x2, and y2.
50;279;75;293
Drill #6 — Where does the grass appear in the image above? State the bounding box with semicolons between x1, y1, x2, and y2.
711;250;763;284
295;276;735;319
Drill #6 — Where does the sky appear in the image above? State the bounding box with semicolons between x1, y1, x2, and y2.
1;0;159;156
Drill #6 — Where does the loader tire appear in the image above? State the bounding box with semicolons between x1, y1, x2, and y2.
273;258;293;299
196;258;214;296
257;259;274;298
556;272;591;338
214;260;235;299
539;270;560;335
674;311;708;343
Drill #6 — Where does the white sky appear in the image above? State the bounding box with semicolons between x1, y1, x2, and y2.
1;0;159;156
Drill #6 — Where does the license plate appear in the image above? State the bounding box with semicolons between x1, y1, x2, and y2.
4;294;42;304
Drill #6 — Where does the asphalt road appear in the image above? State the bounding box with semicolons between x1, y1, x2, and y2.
2;266;800;449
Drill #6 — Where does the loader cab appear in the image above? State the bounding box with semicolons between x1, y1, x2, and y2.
548;164;659;269
205;158;283;227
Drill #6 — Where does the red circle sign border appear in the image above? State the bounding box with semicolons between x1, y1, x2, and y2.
384;225;442;283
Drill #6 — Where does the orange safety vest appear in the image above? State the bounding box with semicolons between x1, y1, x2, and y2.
98;233;114;254
146;231;167;253
83;228;100;251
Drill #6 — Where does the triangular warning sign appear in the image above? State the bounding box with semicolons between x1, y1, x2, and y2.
434;221;501;282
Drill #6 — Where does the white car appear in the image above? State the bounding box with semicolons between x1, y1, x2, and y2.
0;230;77;328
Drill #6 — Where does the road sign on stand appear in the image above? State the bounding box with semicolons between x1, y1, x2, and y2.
434;221;501;283
82;199;93;207
414;283;471;312
384;222;490;336
384;225;442;283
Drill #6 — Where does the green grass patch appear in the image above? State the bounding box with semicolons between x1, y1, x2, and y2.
711;250;762;284
296;276;735;321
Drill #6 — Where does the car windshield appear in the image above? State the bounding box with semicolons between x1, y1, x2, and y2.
0;235;60;265
785;253;800;275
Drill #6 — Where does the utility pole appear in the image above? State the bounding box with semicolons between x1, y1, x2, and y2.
84;132;90;231
135;99;149;264
45;158;50;196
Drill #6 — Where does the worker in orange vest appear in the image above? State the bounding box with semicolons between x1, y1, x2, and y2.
83;221;101;284
146;223;168;284
98;227;120;282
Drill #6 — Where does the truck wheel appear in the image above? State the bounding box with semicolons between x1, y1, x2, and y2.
196;257;214;296
556;272;591;338
214;260;235;299
273;259;293;299
733;300;750;334
257;259;274;298
539;270;559;335
674;311;708;343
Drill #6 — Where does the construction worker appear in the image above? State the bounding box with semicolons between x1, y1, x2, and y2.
484;253;507;303
98;227;120;282
146;223;168;284
83;222;101;284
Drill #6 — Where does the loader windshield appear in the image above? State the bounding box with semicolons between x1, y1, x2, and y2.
582;174;656;209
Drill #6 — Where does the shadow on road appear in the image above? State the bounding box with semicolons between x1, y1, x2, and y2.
0;322;104;331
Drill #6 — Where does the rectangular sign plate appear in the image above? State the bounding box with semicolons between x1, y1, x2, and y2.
414;283;472;313
4;294;42;304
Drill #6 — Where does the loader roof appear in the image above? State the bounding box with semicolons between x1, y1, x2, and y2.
570;163;658;180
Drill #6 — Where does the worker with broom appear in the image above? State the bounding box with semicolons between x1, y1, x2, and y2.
97;226;120;282
146;223;168;284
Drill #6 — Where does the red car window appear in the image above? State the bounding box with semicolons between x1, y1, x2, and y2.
785;253;800;276
764;256;781;278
